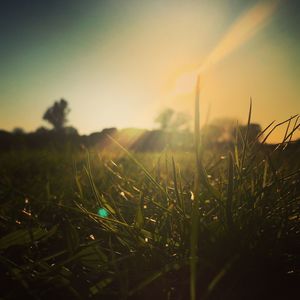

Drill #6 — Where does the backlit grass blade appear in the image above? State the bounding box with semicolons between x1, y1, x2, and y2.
261;115;298;144
226;152;234;231
106;134;170;201
172;157;183;209
190;74;201;300
241;98;252;170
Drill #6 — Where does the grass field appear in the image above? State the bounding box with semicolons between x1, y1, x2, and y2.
0;114;300;299
1;0;300;299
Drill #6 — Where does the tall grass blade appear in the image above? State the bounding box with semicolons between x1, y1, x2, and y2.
241;98;252;170
226;152;234;230
172;157;183;209
261;115;298;144
190;74;201;300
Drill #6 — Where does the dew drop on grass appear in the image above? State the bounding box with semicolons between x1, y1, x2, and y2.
22;209;32;217
288;215;298;221
148;218;156;223
190;191;195;201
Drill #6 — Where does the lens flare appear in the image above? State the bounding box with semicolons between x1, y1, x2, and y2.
174;0;281;96
98;208;109;218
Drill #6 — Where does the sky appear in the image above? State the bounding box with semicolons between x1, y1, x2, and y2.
0;0;299;142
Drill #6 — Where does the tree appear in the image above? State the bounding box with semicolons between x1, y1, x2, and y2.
155;108;174;130
12;127;25;135
202;118;262;146
202;118;236;145
43;99;70;131
155;108;190;131
35;126;49;135
233;123;262;143
171;112;190;131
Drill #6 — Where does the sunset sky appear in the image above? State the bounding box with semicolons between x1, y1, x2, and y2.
0;0;299;142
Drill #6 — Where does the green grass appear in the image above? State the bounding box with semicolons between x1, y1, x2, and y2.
0;115;300;299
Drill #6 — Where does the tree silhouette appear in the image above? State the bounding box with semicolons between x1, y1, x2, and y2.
155;109;190;131
171;111;190;131
43;99;70;131
202;118;262;146
12;127;25;135
155;108;174;130
201;118;238;146
234;123;262;143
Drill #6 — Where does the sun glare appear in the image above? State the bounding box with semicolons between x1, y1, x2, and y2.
173;70;199;96
173;0;280;97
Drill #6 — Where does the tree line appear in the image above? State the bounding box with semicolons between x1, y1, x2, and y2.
0;99;270;151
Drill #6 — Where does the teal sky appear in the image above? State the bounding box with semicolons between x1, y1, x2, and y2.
0;0;299;142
